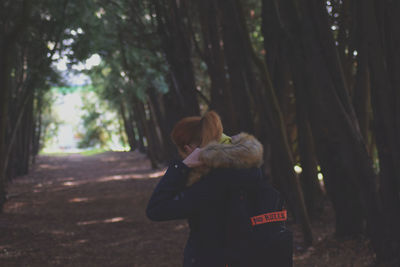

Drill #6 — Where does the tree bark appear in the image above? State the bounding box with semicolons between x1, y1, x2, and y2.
360;0;400;261
261;0;313;245
145;99;165;163
119;100;137;151
153;0;200;117
216;0;256;134
130;105;145;153
196;0;237;133
293;68;324;218
133;97;158;169
0;39;10;210
274;0;396;261
149;87;177;160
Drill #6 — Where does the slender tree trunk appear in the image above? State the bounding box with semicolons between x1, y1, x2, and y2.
145;100;165;163
32;91;44;159
261;0;313;245
360;0;400;261
352;44;371;142
130;107;145;153
133;98;158;169
119;100;136;151
146;94;167;162
336;1;355;95
197;0;236;133
0;40;10;210
23;90;34;175
153;0;200;117
294;71;324;218
148;86;176;160
3;85;34;175
274;0;396;261
275;0;366;237
263;0;324;218
216;0;256;134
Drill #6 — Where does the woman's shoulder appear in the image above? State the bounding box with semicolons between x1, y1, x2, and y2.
206;166;262;185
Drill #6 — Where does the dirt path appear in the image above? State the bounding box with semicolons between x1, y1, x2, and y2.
0;152;375;266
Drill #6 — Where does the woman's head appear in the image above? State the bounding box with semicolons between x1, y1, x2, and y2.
171;111;223;158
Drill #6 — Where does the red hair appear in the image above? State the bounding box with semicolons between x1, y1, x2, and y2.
171;111;223;151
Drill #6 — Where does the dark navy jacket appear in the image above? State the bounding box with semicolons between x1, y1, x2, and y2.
146;160;262;267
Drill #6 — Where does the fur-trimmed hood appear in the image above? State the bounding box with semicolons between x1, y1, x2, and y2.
186;132;263;186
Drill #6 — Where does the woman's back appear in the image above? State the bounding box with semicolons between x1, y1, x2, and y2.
181;167;263;266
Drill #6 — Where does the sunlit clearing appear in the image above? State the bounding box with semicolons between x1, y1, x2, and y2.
77;217;125;226
294;165;302;174
69;197;90;203
318;173;324;181
42;91;83;153
42;89;127;154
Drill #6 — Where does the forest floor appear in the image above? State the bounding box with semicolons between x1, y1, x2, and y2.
0;151;378;267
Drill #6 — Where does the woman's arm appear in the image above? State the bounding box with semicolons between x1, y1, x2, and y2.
146;160;221;221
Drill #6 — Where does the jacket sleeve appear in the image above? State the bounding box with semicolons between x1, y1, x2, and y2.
146;160;221;221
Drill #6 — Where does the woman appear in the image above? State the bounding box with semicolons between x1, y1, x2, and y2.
146;111;264;266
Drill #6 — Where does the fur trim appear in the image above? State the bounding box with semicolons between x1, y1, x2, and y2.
186;132;263;186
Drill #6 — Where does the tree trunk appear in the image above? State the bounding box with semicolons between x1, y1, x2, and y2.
293;70;324;218
119;100;137;151
275;0;365;236
133;97;158;169
261;0;313;245
360;0;400;261
130;105;145;153
153;0;200;117
274;0;396;261
147;93;168;160
0;40;10;210
145;100;165;163
352;21;371;142
216;0;256;134
148;86;176;160
215;0;314;246
32;91;44;159
196;0;236;133
264;0;324;218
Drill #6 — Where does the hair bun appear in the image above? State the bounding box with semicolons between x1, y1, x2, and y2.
200;111;223;147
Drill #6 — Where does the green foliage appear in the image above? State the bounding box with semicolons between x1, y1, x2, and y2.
65;0;169;108
40;90;63;151
77;91;124;149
